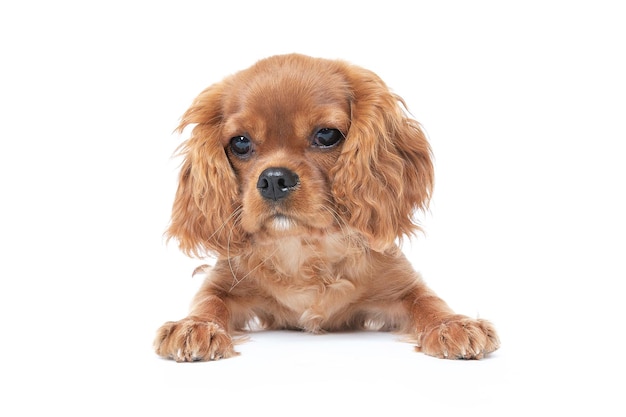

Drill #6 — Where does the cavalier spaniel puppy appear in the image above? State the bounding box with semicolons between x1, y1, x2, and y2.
154;53;500;361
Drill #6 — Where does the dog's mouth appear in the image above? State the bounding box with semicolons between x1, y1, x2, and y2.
263;212;312;234
270;214;295;231
251;210;335;238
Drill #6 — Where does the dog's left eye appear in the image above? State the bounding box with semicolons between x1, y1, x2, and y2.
230;135;253;157
312;128;343;148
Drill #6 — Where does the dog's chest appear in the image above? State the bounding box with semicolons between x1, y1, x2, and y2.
251;236;363;326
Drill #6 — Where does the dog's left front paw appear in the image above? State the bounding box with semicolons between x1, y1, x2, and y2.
417;315;500;359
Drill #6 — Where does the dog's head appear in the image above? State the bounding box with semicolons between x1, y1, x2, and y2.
168;54;433;257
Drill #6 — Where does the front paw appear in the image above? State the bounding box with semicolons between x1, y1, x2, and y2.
417;315;500;360
154;319;237;362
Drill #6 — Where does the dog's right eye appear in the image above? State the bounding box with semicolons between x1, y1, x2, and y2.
229;136;252;157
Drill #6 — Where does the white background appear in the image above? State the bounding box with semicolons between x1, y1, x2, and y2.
1;1;624;415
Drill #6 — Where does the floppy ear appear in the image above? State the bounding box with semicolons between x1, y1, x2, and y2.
331;66;434;252
166;84;245;258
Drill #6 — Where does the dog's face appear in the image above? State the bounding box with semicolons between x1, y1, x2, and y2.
221;62;350;242
168;54;434;257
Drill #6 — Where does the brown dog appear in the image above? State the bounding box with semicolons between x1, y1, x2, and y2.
154;54;499;362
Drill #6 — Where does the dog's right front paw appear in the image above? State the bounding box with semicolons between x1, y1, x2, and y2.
154;319;237;362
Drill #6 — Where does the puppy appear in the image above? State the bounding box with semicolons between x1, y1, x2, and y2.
154;53;499;361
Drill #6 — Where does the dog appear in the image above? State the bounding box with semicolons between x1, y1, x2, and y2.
154;53;500;362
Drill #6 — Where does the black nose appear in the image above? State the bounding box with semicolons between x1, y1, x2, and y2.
257;167;300;201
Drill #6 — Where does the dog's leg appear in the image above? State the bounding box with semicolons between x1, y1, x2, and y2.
405;286;500;359
154;291;237;362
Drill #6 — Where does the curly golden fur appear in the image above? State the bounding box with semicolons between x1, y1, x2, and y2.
154;54;500;361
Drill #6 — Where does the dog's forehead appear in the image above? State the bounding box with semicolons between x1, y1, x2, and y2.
226;57;350;112
221;58;351;141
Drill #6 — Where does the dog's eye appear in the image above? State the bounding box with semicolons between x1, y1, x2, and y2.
229;136;253;157
312;128;343;148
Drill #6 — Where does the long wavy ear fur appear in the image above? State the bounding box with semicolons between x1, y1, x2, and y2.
332;65;434;252
166;83;244;258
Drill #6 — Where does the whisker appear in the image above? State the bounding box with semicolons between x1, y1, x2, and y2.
321;202;366;254
226;207;281;292
229;243;281;292
227;206;243;290
206;206;243;244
